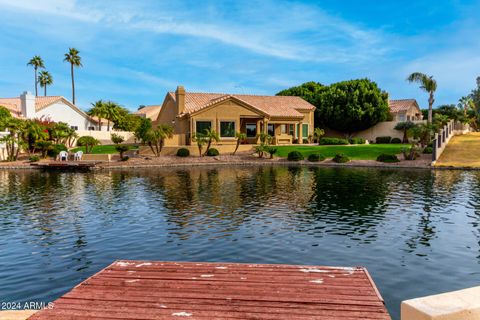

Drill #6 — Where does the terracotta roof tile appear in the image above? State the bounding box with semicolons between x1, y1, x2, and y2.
134;105;161;120
389;99;419;113
170;92;315;119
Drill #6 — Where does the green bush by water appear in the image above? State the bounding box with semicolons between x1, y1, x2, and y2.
376;153;400;163
423;146;433;154
333;153;350;163
206;148;219;156
47;144;67;158
288;151;304;161
176;148;190;157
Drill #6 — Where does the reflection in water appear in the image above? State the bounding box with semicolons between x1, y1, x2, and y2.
1;167;480;320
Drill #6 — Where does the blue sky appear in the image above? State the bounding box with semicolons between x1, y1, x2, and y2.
0;0;479;112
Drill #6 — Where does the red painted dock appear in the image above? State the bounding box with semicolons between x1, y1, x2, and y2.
29;260;391;320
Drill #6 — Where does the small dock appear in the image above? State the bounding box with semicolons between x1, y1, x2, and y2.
30;161;101;170
29;260;390;319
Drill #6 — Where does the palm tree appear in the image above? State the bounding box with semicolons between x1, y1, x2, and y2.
394;121;416;143
38;71;53;96
459;96;474;117
203;128;220;155
232;132;247;155
104;101;121;131
407;72;437;123
27;56;45;97
313;127;325;144
63;48;82;104
88;100;108;130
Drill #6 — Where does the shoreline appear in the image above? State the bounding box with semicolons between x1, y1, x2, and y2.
0;153;444;171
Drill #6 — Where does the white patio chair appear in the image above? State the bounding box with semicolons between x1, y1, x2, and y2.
74;151;83;161
59;151;68;161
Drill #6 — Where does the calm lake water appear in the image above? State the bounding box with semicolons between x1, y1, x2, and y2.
1;166;480;319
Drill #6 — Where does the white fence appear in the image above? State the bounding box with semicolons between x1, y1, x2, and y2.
432;120;470;162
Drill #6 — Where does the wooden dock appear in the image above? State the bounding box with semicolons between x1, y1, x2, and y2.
29;260;391;319
30;161;101;170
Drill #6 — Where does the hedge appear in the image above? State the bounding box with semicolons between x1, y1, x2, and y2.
287;151;304;161
391;137;402;144
333;153;350;163
349;137;366;145
376;153;400;163
319;137;349;145
375;136;392;144
206;148;219;156
307;154;325;162
176;148;190;157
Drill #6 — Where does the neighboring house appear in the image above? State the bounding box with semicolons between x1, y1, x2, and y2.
0;92;108;131
389;99;423;122
154;86;316;145
134;105;161;121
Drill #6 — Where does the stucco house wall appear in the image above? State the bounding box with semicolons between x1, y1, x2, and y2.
36;101;98;130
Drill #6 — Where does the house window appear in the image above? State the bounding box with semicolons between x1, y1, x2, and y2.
398;114;406;122
196;121;211;135
70;126;78;131
289;124;294;136
302;124;308;138
220;121;235;137
246;123;257;138
280;124;287;134
267;124;275;136
88;126;95;131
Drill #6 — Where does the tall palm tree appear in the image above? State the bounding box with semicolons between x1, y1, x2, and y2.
459;96;474;117
27;56;45;97
407;72;437;123
63;48;82;104
38;71;53;96
88;100;108;131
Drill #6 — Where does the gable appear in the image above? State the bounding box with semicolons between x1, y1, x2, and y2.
191;97;266;119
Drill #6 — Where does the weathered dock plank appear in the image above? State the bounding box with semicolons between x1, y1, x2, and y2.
29;260;391;319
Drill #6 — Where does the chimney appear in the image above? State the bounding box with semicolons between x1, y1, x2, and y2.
20;91;35;119
175;85;185;115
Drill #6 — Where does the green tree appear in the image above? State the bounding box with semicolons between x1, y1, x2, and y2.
27;56;45;97
38;70;53;96
113;108;142;132
407;72;437;124
315;79;389;134
143;124;174;157
313;127;325;144
64;48;82;104
203;128;220;155
23;120;48;154
77;136;99;154
232;132;247;155
192;133;207;157
134;117;152;143
49;122;71;144
0;106;13;130
104;101;121;131
111;133;125;144
88;100;108;130
277;81;324;105
0;118;26;161
394;121;416;143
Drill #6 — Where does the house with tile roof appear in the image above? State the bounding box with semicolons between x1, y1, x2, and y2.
134;105;162;121
388;99;423;122
153;86;316;145
0;92;107;131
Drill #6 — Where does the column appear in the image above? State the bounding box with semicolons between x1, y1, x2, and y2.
298;122;303;144
263;118;268;134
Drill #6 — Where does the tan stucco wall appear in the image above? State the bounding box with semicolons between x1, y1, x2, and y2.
156;96;315;146
140;144;254;156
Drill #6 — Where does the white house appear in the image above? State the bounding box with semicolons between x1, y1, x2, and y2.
0;92;108;131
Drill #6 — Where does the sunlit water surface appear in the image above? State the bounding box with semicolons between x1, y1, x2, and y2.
1;166;480;319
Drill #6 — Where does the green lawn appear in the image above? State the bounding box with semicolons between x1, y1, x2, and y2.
275;144;405;160
71;144;139;154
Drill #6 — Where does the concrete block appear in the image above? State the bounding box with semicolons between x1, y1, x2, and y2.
401;286;480;320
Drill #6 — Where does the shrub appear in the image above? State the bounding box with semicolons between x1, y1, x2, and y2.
77;136;100;154
423;146;433;154
333;153;350;163
176;148;190;157
29;155;40;162
266;147;277;159
376;136;392;144
307;154;325;162
376;153;400;163
111;133;125;144
35;141;53;158
115;145;130;159
47;144;67;158
349;137;365;144
206;148;219;156
319;137;349;145
402;146;421;160
121;156;129;161
391;137;402;144
287;151;304;161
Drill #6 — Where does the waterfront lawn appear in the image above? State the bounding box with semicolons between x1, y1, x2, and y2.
71;144;138;154
275;144;405;160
